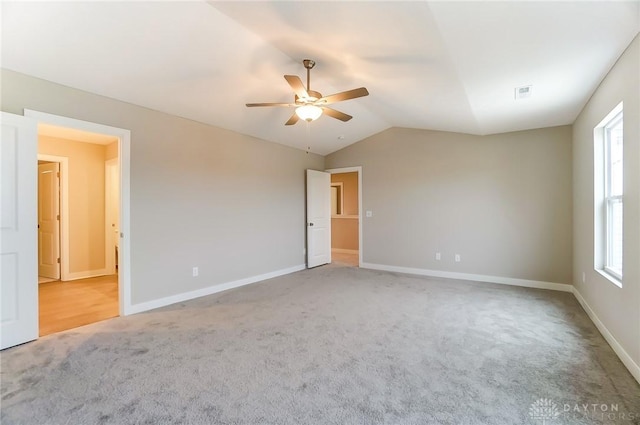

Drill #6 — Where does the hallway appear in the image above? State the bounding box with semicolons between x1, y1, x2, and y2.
39;274;118;336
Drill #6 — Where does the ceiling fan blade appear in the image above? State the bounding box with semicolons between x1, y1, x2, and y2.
319;87;369;105
284;75;309;99
322;107;352;122
285;113;299;126
246;102;295;107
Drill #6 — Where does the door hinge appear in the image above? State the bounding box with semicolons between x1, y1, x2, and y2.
57;258;60;264
57;172;60;178
57;214;60;220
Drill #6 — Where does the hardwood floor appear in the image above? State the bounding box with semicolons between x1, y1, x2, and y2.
332;250;359;267
39;274;119;337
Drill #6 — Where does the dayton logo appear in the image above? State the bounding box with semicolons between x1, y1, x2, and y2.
529;398;560;424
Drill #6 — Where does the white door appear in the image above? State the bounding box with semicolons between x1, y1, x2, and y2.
38;162;60;279
306;169;331;268
1;112;38;349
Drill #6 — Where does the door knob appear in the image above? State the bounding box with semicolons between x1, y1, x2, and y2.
309;223;314;227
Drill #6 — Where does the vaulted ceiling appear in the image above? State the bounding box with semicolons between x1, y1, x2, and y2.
2;1;639;155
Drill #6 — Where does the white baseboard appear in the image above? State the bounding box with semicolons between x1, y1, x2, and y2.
63;268;110;281
128;264;306;315
332;248;358;254
360;262;573;292
572;287;640;384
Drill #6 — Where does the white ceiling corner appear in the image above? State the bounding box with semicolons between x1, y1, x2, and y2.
2;1;639;155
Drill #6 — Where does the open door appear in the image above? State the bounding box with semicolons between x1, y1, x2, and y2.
38;162;60;279
306;169;331;268
1;112;38;349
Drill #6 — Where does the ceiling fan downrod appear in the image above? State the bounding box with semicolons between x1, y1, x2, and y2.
303;59;315;93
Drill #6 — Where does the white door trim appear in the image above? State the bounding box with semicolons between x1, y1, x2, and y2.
37;154;68;281
326;166;363;267
25;109;132;316
105;158;118;275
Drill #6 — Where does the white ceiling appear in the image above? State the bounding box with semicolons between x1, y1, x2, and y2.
2;1;639;155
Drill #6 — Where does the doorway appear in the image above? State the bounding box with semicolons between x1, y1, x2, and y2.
36;126;121;336
327;167;362;267
24;109;134;322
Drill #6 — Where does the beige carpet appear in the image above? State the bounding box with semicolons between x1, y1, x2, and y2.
2;264;639;424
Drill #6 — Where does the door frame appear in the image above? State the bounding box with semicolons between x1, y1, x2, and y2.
105;158;118;275
37;154;68;280
25;109;132;316
326;166;363;267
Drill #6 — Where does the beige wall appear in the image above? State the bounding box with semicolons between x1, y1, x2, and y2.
2;69;324;305
105;140;118;161
39;135;106;274
326;126;573;284
331;172;359;251
331;172;358;215
572;35;639;366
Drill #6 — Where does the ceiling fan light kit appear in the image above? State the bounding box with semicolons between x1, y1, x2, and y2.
295;105;323;122
246;59;369;126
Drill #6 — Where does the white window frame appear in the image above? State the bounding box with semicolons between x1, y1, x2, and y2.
594;102;623;287
604;113;623;280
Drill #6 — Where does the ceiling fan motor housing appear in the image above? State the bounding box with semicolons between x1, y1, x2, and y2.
296;90;322;104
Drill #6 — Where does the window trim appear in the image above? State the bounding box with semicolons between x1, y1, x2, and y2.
593;102;623;287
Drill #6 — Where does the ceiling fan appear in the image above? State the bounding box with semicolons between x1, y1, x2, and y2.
246;59;369;125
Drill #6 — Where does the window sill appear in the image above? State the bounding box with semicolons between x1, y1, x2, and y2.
595;269;622;288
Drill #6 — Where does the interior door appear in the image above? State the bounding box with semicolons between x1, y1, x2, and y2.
38;162;60;279
306;169;331;268
1;112;38;349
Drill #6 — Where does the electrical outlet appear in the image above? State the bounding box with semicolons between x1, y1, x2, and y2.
455;254;461;263
435;252;441;261
366;210;373;218
192;267;199;277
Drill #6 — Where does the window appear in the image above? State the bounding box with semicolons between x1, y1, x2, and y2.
594;102;623;285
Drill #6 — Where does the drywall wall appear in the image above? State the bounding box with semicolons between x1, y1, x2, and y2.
331;172;359;215
572;34;639;368
105;140;118;161
2;69;323;305
39;135;107;275
331;172;359;251
326;126;573;284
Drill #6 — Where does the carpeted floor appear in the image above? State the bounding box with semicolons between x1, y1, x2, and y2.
2;264;639;424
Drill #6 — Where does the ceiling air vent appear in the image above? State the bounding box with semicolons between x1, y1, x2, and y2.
515;85;532;100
